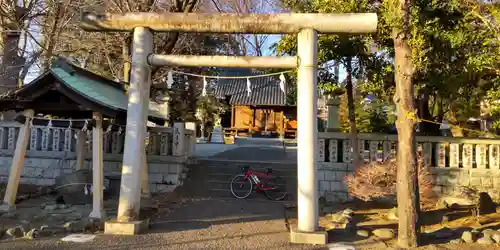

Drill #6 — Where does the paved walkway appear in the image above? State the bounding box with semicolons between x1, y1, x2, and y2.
195;137;297;161
0;198;324;250
0;138;306;249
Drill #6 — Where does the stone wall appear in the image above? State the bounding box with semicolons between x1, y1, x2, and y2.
317;133;500;203
318;163;500;203
0;121;196;194
431;168;500;200
317;163;354;203
0;150;187;193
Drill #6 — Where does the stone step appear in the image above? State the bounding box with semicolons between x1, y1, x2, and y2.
204;168;297;178
203;164;297;171
204;167;297;174
198;160;297;170
182;160;298;198
177;183;267;199
205;188;267;199
205;176;296;192
206;172;297;181
205;188;296;201
205;179;297;195
207;179;295;188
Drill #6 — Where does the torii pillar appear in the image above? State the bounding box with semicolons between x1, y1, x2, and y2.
80;12;377;243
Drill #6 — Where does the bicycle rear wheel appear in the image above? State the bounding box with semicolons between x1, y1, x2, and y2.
264;177;287;201
230;174;253;199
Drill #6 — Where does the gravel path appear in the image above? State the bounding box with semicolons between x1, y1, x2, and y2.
4;141;497;249
0;197;325;250
4;197;500;249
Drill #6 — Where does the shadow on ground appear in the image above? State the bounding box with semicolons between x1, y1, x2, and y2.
96;230;291;250
148;197;287;233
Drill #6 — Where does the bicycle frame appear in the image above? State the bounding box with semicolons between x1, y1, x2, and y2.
243;170;275;191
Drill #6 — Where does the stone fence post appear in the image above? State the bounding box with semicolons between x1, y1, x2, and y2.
172;122;186;156
185;122;196;157
326;97;340;132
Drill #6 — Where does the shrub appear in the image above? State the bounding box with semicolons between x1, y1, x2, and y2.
343;158;437;208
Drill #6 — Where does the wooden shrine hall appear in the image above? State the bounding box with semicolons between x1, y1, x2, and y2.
0;57;171;221
214;69;297;138
0;57;166;123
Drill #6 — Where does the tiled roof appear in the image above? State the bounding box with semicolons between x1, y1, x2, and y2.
53;62;165;119
0;57;165;120
213;75;291;106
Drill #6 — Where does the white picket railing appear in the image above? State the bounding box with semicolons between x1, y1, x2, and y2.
0;121;195;191
0;122;195;157
317;132;500;203
317;132;500;169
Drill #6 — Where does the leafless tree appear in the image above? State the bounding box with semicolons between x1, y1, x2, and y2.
207;0;282;56
0;0;44;91
0;0;206;90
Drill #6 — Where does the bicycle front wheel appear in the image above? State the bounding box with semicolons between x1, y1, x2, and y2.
264;177;288;201
230;174;253;199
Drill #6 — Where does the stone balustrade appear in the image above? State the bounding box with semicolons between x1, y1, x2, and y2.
0;121;195;193
317;132;500;203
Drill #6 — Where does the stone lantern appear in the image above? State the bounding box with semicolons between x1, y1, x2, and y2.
325;88;345;132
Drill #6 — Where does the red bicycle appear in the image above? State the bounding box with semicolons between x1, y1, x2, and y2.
230;166;288;201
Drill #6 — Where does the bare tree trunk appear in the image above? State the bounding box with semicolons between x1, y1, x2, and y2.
393;0;420;247
0;32;20;91
334;62;340;83
345;57;359;167
0;5;29;92
150;0;198;77
253;35;262;56
122;35;131;96
18;57;33;84
436;95;443;121
41;2;62;71
417;88;439;135
122;35;131;83
238;35;248;56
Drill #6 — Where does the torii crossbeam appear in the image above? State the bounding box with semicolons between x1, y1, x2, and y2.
80;12;377;244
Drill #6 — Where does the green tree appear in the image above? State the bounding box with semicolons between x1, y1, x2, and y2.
196;94;229;125
408;0;500;136
458;1;500;133
277;0;500;246
276;0;379;166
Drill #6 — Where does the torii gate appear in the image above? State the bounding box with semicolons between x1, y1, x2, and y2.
80;12;377;244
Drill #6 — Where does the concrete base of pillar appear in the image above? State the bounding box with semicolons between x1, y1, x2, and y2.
104;219;149;235
290;228;328;245
0;203;15;212
89;210;107;220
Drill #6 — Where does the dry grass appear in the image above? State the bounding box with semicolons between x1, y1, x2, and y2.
344;159;437;209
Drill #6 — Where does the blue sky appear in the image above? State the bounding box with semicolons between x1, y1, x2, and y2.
23;31;347;85
21;24;42;84
261;35;280;56
262;34;348;82
20;0;347;84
